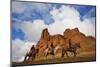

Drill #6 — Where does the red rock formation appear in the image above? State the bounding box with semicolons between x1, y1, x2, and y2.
40;28;50;41
33;28;96;56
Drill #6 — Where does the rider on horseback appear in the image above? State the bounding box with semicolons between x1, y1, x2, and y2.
24;45;36;61
45;43;55;56
62;39;81;57
31;45;35;52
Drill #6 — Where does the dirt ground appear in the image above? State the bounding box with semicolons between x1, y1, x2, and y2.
12;51;96;66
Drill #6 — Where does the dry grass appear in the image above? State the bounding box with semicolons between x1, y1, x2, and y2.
12;50;96;66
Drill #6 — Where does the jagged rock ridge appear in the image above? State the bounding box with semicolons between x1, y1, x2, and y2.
32;28;95;56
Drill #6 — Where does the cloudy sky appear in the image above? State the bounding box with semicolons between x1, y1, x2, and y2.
11;1;96;62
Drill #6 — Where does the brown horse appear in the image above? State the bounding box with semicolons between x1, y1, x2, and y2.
62;39;81;57
44;44;55;57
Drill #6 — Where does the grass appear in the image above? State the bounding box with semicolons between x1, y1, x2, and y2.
12;50;96;66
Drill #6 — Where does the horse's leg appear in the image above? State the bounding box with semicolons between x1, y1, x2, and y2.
73;48;77;57
65;51;69;57
24;54;28;61
28;56;30;61
73;50;77;57
45;52;48;59
32;54;35;61
61;49;65;58
29;57;32;61
74;52;76;57
61;53;64;58
51;52;54;59
46;52;48;57
53;52;55;57
28;54;32;61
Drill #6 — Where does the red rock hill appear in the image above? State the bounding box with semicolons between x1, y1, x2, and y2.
32;28;96;56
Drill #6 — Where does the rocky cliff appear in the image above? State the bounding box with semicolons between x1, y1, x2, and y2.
32;28;95;56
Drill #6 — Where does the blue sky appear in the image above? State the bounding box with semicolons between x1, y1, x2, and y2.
12;2;96;41
11;1;96;62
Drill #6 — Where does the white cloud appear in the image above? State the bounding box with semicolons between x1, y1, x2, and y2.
14;20;47;42
50;5;95;36
14;5;95;41
50;6;80;22
12;39;36;62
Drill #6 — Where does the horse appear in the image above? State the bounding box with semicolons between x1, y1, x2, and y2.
44;47;54;57
24;45;38;61
61;43;81;57
44;44;55;57
44;45;63;58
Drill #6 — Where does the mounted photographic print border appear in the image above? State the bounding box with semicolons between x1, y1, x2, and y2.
11;0;96;66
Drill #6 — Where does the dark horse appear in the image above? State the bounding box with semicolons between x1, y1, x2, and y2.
24;45;38;61
62;39;81;57
44;44;55;57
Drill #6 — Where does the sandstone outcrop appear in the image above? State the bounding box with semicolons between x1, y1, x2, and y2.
31;28;96;56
